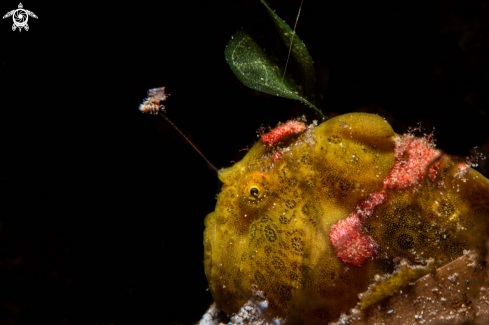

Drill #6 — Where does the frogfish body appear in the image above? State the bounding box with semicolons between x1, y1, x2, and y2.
203;113;489;324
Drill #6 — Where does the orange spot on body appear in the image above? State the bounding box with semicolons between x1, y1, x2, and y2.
458;163;468;171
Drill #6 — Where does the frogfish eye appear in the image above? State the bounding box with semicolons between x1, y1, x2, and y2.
240;172;271;206
244;183;264;201
250;187;259;197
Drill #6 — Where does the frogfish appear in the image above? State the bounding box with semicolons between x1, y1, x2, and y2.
203;113;489;324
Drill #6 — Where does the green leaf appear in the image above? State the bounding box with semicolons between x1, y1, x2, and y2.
224;1;324;118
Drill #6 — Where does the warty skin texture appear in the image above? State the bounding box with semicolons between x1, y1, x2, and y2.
203;113;489;324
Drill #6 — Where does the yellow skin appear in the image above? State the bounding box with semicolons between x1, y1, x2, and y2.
203;113;489;324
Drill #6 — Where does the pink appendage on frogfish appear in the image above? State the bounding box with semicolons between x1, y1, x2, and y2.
329;191;387;266
382;134;441;189
261;121;306;147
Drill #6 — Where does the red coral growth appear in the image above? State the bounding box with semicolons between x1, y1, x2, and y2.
329;191;387;266
260;121;306;147
273;151;282;161
382;134;441;189
429;161;441;181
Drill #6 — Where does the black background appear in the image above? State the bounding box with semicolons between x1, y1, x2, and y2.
1;0;488;324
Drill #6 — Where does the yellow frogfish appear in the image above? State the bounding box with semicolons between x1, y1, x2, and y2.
203;113;489;324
